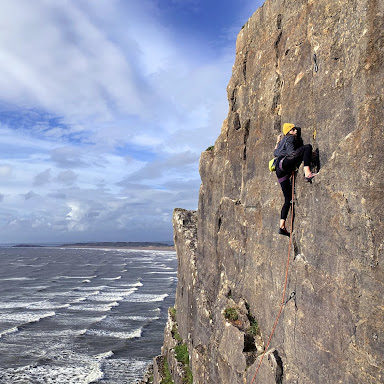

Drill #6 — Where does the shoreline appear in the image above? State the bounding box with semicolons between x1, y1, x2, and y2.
60;245;175;251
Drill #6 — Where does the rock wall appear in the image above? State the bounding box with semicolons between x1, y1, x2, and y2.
151;0;384;383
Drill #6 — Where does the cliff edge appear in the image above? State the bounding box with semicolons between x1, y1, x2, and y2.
149;0;384;383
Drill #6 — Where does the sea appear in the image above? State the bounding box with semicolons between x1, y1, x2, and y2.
0;246;177;383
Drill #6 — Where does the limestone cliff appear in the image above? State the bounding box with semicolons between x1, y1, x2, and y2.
150;0;384;383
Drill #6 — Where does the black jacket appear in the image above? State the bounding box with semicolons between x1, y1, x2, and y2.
274;128;303;158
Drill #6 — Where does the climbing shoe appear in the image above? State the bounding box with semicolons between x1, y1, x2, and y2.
305;173;317;183
278;227;290;237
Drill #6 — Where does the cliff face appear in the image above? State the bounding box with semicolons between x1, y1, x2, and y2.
152;0;384;383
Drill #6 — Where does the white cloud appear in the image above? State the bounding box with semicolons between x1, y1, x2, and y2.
56;170;78;185
0;164;12;178
0;0;258;242
33;168;51;186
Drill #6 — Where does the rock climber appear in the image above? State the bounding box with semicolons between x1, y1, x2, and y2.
274;123;316;237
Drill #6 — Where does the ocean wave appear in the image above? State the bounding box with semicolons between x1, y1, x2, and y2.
0;311;56;324
21;328;88;337
18;263;48;268
0;301;33;309
55;275;97;280
125;293;168;303
0;362;105;384
0;326;19;338
0;277;36;281
100;358;150;383
54;314;107;326
101;276;121;280
147;271;177;274
26;302;70;310
87;289;136;302
68;302;119;312
87;294;125;302
71;297;87;303
94;350;114;360
76;286;108;291
117;281;143;288
86;327;142;339
125;315;160;321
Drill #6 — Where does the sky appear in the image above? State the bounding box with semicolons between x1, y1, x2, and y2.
0;0;263;244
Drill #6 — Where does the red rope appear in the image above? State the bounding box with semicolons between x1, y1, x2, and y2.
249;172;295;384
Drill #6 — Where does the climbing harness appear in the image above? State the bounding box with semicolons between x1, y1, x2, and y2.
249;172;295;384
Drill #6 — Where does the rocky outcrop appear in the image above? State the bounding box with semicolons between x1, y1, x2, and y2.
150;0;384;383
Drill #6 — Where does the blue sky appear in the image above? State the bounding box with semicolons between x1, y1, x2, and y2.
0;0;263;243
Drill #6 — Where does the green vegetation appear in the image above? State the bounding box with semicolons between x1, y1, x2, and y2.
171;324;182;342
245;306;261;336
224;307;239;322
169;307;177;322
175;343;189;365
167;310;193;384
248;319;260;336
184;365;193;384
161;358;174;384
175;343;193;384
149;374;154;383
169;307;182;342
206;145;214;151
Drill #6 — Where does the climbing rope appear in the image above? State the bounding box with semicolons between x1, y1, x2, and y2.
249;171;295;384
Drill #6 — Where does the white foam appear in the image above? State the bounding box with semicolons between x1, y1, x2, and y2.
86;327;142;339
0;362;105;384
0;311;56;324
101;276;121;280
0;301;69;310
26;301;70;310
82;279;91;283
87;294;125;302
55;314;107;326
0;326;19;338
88;287;137;301
125;315;160;321
117;281;143;288
125;293;168;303
0;301;33;309
55;275;97;280
147;271;177;274
68;302;119;312
101;358;149;383
76;286;108;291
94;350;114;360
21;263;47;268
0;277;36;281
71;297;87;303
24;328;88;337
